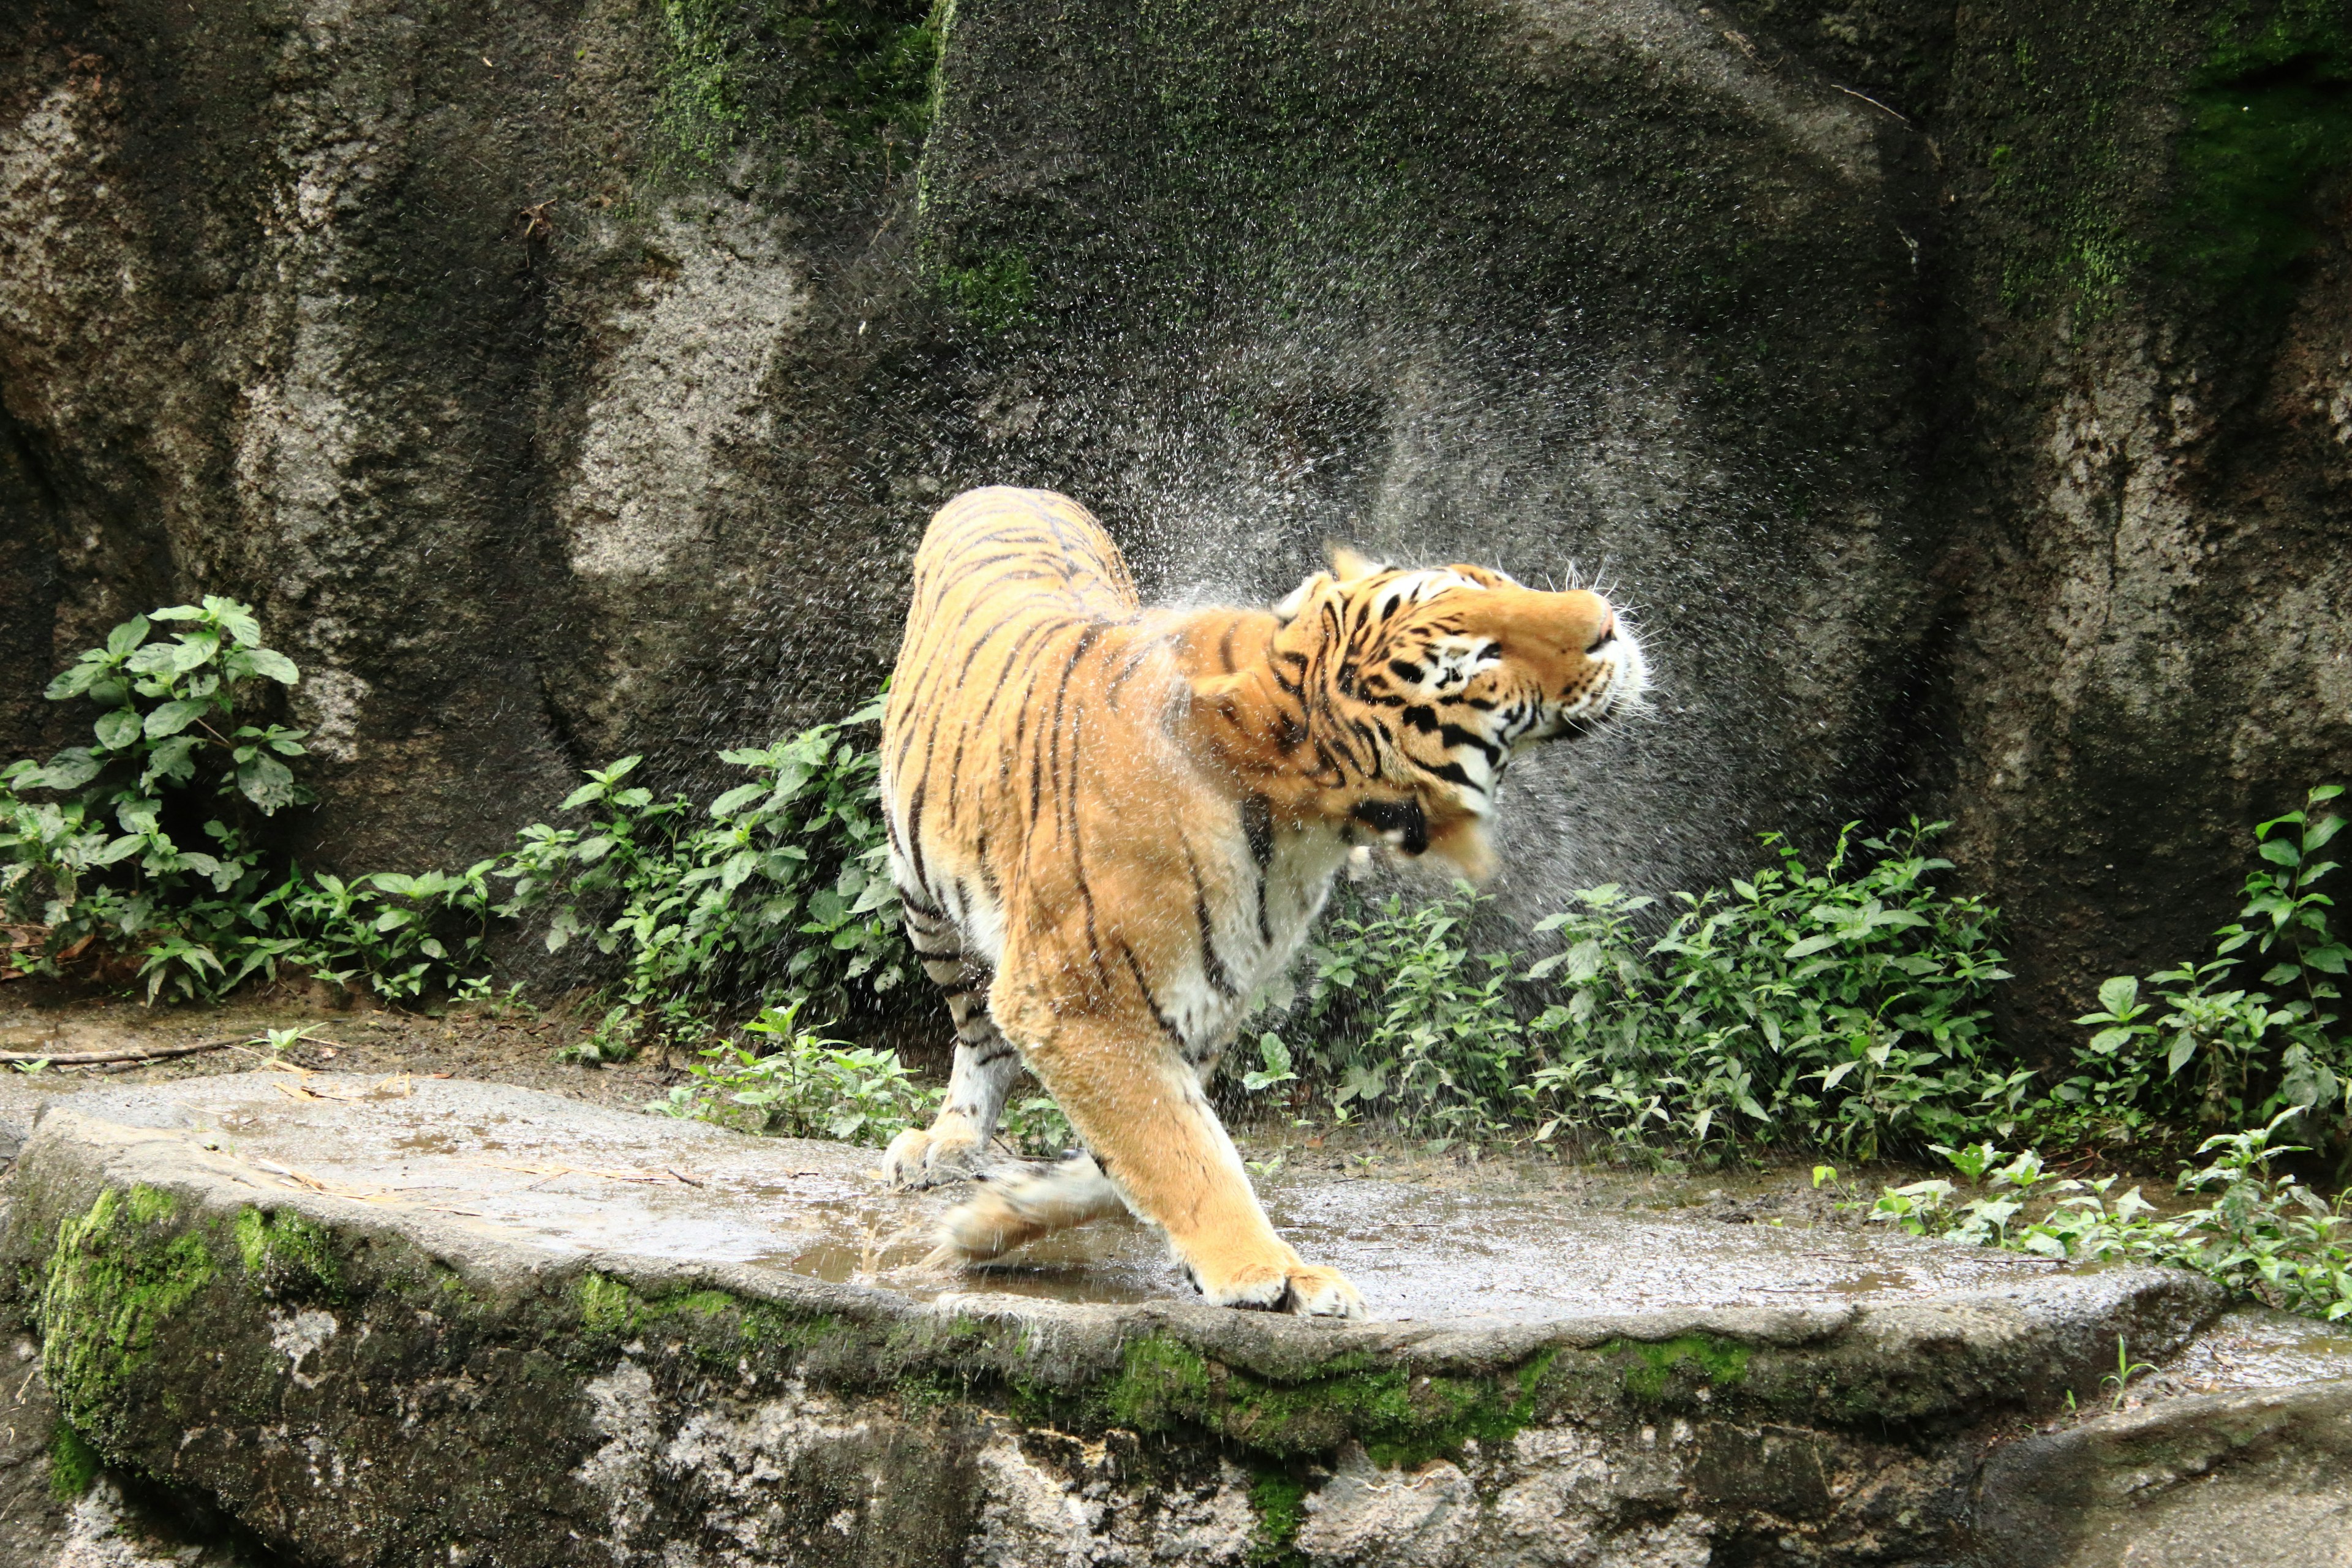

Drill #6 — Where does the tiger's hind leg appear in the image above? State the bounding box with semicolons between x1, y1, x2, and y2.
882;899;1023;1187
926;1152;1128;1262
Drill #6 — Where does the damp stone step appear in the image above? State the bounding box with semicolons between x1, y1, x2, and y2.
0;1072;2318;1567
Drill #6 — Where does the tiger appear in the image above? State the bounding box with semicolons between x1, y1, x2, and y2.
878;486;1646;1317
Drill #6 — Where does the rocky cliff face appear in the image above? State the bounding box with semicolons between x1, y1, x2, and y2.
2;0;2346;1048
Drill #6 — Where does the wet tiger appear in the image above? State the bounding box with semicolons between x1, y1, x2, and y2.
878;486;1646;1316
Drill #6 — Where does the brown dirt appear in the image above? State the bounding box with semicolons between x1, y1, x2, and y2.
0;979;684;1112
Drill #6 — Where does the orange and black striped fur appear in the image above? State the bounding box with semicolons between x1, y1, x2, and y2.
880;486;1646;1316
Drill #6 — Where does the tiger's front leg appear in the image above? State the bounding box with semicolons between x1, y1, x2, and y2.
937;1014;1364;1318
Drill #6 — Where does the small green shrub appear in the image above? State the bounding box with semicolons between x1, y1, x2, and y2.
497;703;910;1057
1871;1112;2352;1324
1274;888;1528;1145
0;601;492;1002
1522;822;2027;1159
2049;785;2348;1153
646;1000;938;1144
1270;823;2023;1158
646;999;1076;1156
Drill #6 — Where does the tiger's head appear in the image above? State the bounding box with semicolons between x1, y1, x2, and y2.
1188;546;1647;880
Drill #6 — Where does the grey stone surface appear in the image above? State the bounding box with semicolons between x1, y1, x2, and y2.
1971;1379;2352;1568
0;1074;2243;1566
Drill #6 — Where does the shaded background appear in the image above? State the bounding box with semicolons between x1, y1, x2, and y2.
2;0;2347;1054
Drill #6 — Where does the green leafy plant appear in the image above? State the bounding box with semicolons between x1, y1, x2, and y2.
2049;785;2348;1152
0;601;503;1003
646;1000;939;1144
1;600;308;1000
1519;823;2026;1158
1283;886;1528;1144
499;703;910;1056
1871;1111;2352;1324
2101;1336;2158;1413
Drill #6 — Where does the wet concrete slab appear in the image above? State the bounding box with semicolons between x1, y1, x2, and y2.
42;1071;2080;1323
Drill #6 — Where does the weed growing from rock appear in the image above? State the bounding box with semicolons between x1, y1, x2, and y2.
1867;1110;2352;1323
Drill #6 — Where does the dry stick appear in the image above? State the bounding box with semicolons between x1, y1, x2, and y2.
0;1036;246;1068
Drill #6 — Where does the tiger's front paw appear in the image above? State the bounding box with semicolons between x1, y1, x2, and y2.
880;1116;985;1188
1192;1254;1366;1319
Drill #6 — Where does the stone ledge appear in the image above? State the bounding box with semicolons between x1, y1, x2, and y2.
0;1076;2230;1566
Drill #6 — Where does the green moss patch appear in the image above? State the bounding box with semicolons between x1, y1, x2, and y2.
39;1186;219;1444
655;0;944;178
1246;1466;1309;1566
233;1206;346;1300
1607;1334;1753;1401
1102;1335;1556;1465
2166;0;2352;322
47;1422;101;1501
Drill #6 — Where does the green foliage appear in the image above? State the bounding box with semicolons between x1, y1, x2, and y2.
646;999;938;1144
499;701;910;1057
2048;785;2348;1153
1872;1110;2352;1324
0;600;491;1003
1273;823;2020;1158
1278;888;1528;1146
0;598;306;993
646;998;1074;1155
933;247;1036;334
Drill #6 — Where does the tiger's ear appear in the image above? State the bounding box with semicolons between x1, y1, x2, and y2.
1328;543;1383;581
1272;570;1330;623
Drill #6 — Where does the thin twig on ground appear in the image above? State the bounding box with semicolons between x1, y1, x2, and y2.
0;1037;244;1068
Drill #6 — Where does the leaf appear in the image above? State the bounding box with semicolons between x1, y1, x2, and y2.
1785;933;1842;959
2087;1027;2136;1055
209;600;264;646
44;662;102;701
36;750;102;791
2260;839;2303;867
168;633;220;674
2304;944;2348;976
105;616;153;655
244;647;300;685
94;835;147;865
237;752;300;812
2306;815;2345;853
146;605;203;622
2097;975;2139;1016
93;709;142;750
2166;1031;2198;1077
374;909;412;932
710;783;766;817
1730;879;1758;902
143;699;209;739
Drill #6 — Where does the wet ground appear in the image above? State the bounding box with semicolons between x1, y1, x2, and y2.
7;988;2351;1400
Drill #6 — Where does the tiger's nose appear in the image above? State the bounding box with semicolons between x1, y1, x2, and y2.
1585;616;1617;655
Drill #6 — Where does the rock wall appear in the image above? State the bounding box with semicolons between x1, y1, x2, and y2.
1;0;2346;1046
